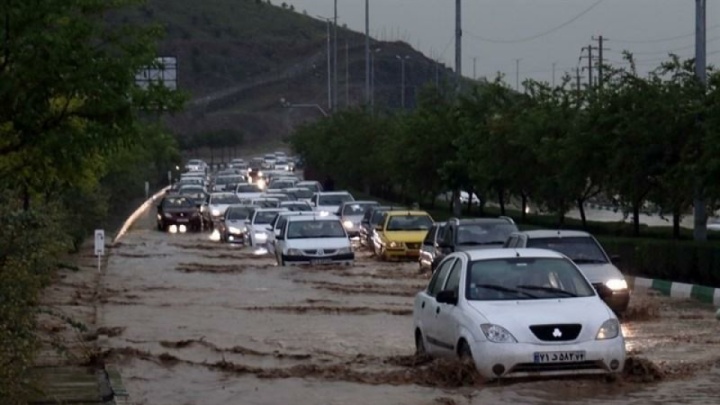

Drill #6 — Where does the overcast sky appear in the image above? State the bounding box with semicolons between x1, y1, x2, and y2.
282;0;720;87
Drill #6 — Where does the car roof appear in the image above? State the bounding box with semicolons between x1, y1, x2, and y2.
286;214;340;222
385;210;432;216
316;191;352;195
464;248;566;261
341;200;378;206
210;192;236;197
514;230;592;238
253;208;286;212
280;201;309;205
296;180;319;184
277;211;313;217
451;217;515;225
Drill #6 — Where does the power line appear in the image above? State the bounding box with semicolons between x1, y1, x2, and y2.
609;34;720;56
610;24;720;44
464;0;606;44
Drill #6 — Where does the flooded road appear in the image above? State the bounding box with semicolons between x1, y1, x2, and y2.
99;210;720;405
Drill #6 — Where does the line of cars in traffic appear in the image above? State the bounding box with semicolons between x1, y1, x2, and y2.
160;157;630;380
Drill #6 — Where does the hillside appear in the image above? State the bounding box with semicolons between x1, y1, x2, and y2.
128;0;455;144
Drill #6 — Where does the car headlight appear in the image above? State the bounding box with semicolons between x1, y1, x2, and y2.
200;205;206;212
388;241;403;248
605;279;628;291
287;248;304;256
480;324;517;343
211;209;221;217
228;226;241;234
343;220;354;229
157;214;162;220
596;319;620;340
337;247;352;254
257;179;266;189
254;232;267;240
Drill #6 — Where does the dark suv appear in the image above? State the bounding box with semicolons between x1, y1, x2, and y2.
431;216;518;271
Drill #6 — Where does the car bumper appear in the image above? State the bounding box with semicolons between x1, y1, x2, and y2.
383;247;421;258
225;232;245;243
604;289;631;314
470;337;626;379
283;253;355;265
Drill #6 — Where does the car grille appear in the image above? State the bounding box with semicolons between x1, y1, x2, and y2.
529;324;582;341
510;361;603;374
406;243;420;249
302;249;337;255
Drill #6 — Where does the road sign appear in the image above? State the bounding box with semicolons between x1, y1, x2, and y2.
94;229;105;256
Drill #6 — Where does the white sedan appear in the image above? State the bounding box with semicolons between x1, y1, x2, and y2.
413;248;626;380
274;215;354;266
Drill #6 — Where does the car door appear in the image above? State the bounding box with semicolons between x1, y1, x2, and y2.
275;220;288;263
434;257;466;355
417;258;457;353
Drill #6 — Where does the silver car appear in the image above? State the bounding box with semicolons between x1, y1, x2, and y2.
337;200;379;238
503;230;630;314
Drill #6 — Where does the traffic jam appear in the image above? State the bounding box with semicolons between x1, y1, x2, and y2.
103;152;720;404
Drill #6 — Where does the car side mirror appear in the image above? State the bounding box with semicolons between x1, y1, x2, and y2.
610;255;621;264
595;284;613;300
436;290;458;305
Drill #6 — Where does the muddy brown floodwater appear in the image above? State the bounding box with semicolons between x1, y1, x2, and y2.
99;211;720;405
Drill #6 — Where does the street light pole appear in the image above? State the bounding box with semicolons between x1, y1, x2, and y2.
365;0;370;105
333;0;338;111
325;18;332;110
396;55;409;109
694;0;708;241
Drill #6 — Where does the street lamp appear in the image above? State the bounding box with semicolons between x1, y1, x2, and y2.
370;47;381;110
280;98;329;117
395;55;410;109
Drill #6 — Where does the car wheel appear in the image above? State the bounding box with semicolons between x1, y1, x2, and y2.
415;329;427;356
458;340;474;366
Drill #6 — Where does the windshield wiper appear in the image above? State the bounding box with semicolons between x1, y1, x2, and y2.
474;284;537;298
515;285;578;297
571;258;607;264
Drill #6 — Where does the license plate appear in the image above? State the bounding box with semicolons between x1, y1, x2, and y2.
310;259;332;265
176;218;189;223
533;351;585;363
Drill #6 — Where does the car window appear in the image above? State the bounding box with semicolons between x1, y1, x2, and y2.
287;220;346;239
428;258;456;297
423;226;437;244
318;193;354;206
386;215;433;231
443;259;464;294
342;203;375;216
503;236;517;248
456;223;518;245
526;237;608;264
253;211;281;224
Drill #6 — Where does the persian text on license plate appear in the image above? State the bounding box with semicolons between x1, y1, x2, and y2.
533;351;586;363
311;259;332;265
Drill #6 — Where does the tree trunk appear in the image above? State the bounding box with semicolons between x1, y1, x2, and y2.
498;190;506;216
672;204;681;239
632;201;641;236
521;193;528;222
452;189;462;217
577;198;587;229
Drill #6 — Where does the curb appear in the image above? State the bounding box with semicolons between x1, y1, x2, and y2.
627;276;720;306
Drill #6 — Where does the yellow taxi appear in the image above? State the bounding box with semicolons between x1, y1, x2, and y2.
373;210;434;261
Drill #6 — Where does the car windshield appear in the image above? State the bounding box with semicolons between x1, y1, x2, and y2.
283;203;312;212
342;203;376;216
216;176;242;184
272;181;294;189
466;257;595;301
253;211;281;224
318;194;353;206
226;207;252;220
211;194;240;204
237;184;261;193
287;220;346;239
386;215;433;231
179;186;204;194
457;223;518;245
526;237;608;264
162;197;195;208
370;210;389;225
289;189;313;199
252;199;280;208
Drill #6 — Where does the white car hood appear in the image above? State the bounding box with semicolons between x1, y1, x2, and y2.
209;203;233;215
576;263;625;284
238;192;263;200
225;219;246;229
286;237;350;250
315;205;340;214
467;298;613;343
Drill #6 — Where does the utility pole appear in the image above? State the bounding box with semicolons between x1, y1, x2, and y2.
345;40;350;107
591;35;608;88
324;18;331;110
694;0;708;241
473;57;477;80
333;0;338;111
396;55;409;109
455;0;462;91
365;0;370;105
552;62;556;87
576;66;581;96
515;58;520;91
580;44;596;89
